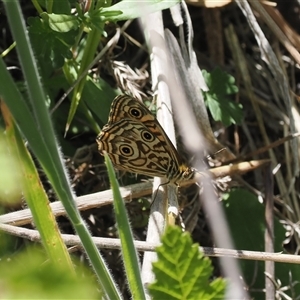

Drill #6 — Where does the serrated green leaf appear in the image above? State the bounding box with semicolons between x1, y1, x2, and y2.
202;68;242;126
205;93;243;126
149;226;226;300
28;16;77;72
203;68;238;96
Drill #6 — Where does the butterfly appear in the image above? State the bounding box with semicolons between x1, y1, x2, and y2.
96;95;194;185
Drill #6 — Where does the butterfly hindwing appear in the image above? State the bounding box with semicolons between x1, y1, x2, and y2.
97;95;194;183
97;119;176;178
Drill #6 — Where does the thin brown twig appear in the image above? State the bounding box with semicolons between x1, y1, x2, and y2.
264;162;275;299
1;223;300;264
224;133;300;165
0;160;270;226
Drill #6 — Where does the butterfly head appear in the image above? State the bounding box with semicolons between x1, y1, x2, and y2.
181;166;195;181
169;164;195;185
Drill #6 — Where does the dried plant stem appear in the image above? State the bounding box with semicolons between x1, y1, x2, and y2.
1;223;300;265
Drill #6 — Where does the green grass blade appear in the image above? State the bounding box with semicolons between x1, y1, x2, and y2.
104;153;146;300
2;2;121;298
1;101;73;269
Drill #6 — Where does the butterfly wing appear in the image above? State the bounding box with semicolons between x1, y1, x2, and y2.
106;95;155;124
97;119;180;178
97;95;194;182
106;95;185;168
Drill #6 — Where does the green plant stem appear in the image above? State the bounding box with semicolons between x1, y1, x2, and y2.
66;24;102;133
31;0;43;14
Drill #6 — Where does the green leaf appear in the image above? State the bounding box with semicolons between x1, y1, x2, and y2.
100;0;181;21
83;8;122;31
36;0;72;14
0;248;100;299
202;68;242;126
28;16;77;71
46;13;79;32
149;226;226;300
82;77;120;125
224;188;300;299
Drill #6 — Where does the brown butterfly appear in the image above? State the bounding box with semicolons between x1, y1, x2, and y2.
96;95;194;184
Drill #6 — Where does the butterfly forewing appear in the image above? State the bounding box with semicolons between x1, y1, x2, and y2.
108;96;184;164
106;95;155;124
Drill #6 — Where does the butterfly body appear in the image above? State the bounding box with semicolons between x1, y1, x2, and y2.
96;95;194;184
